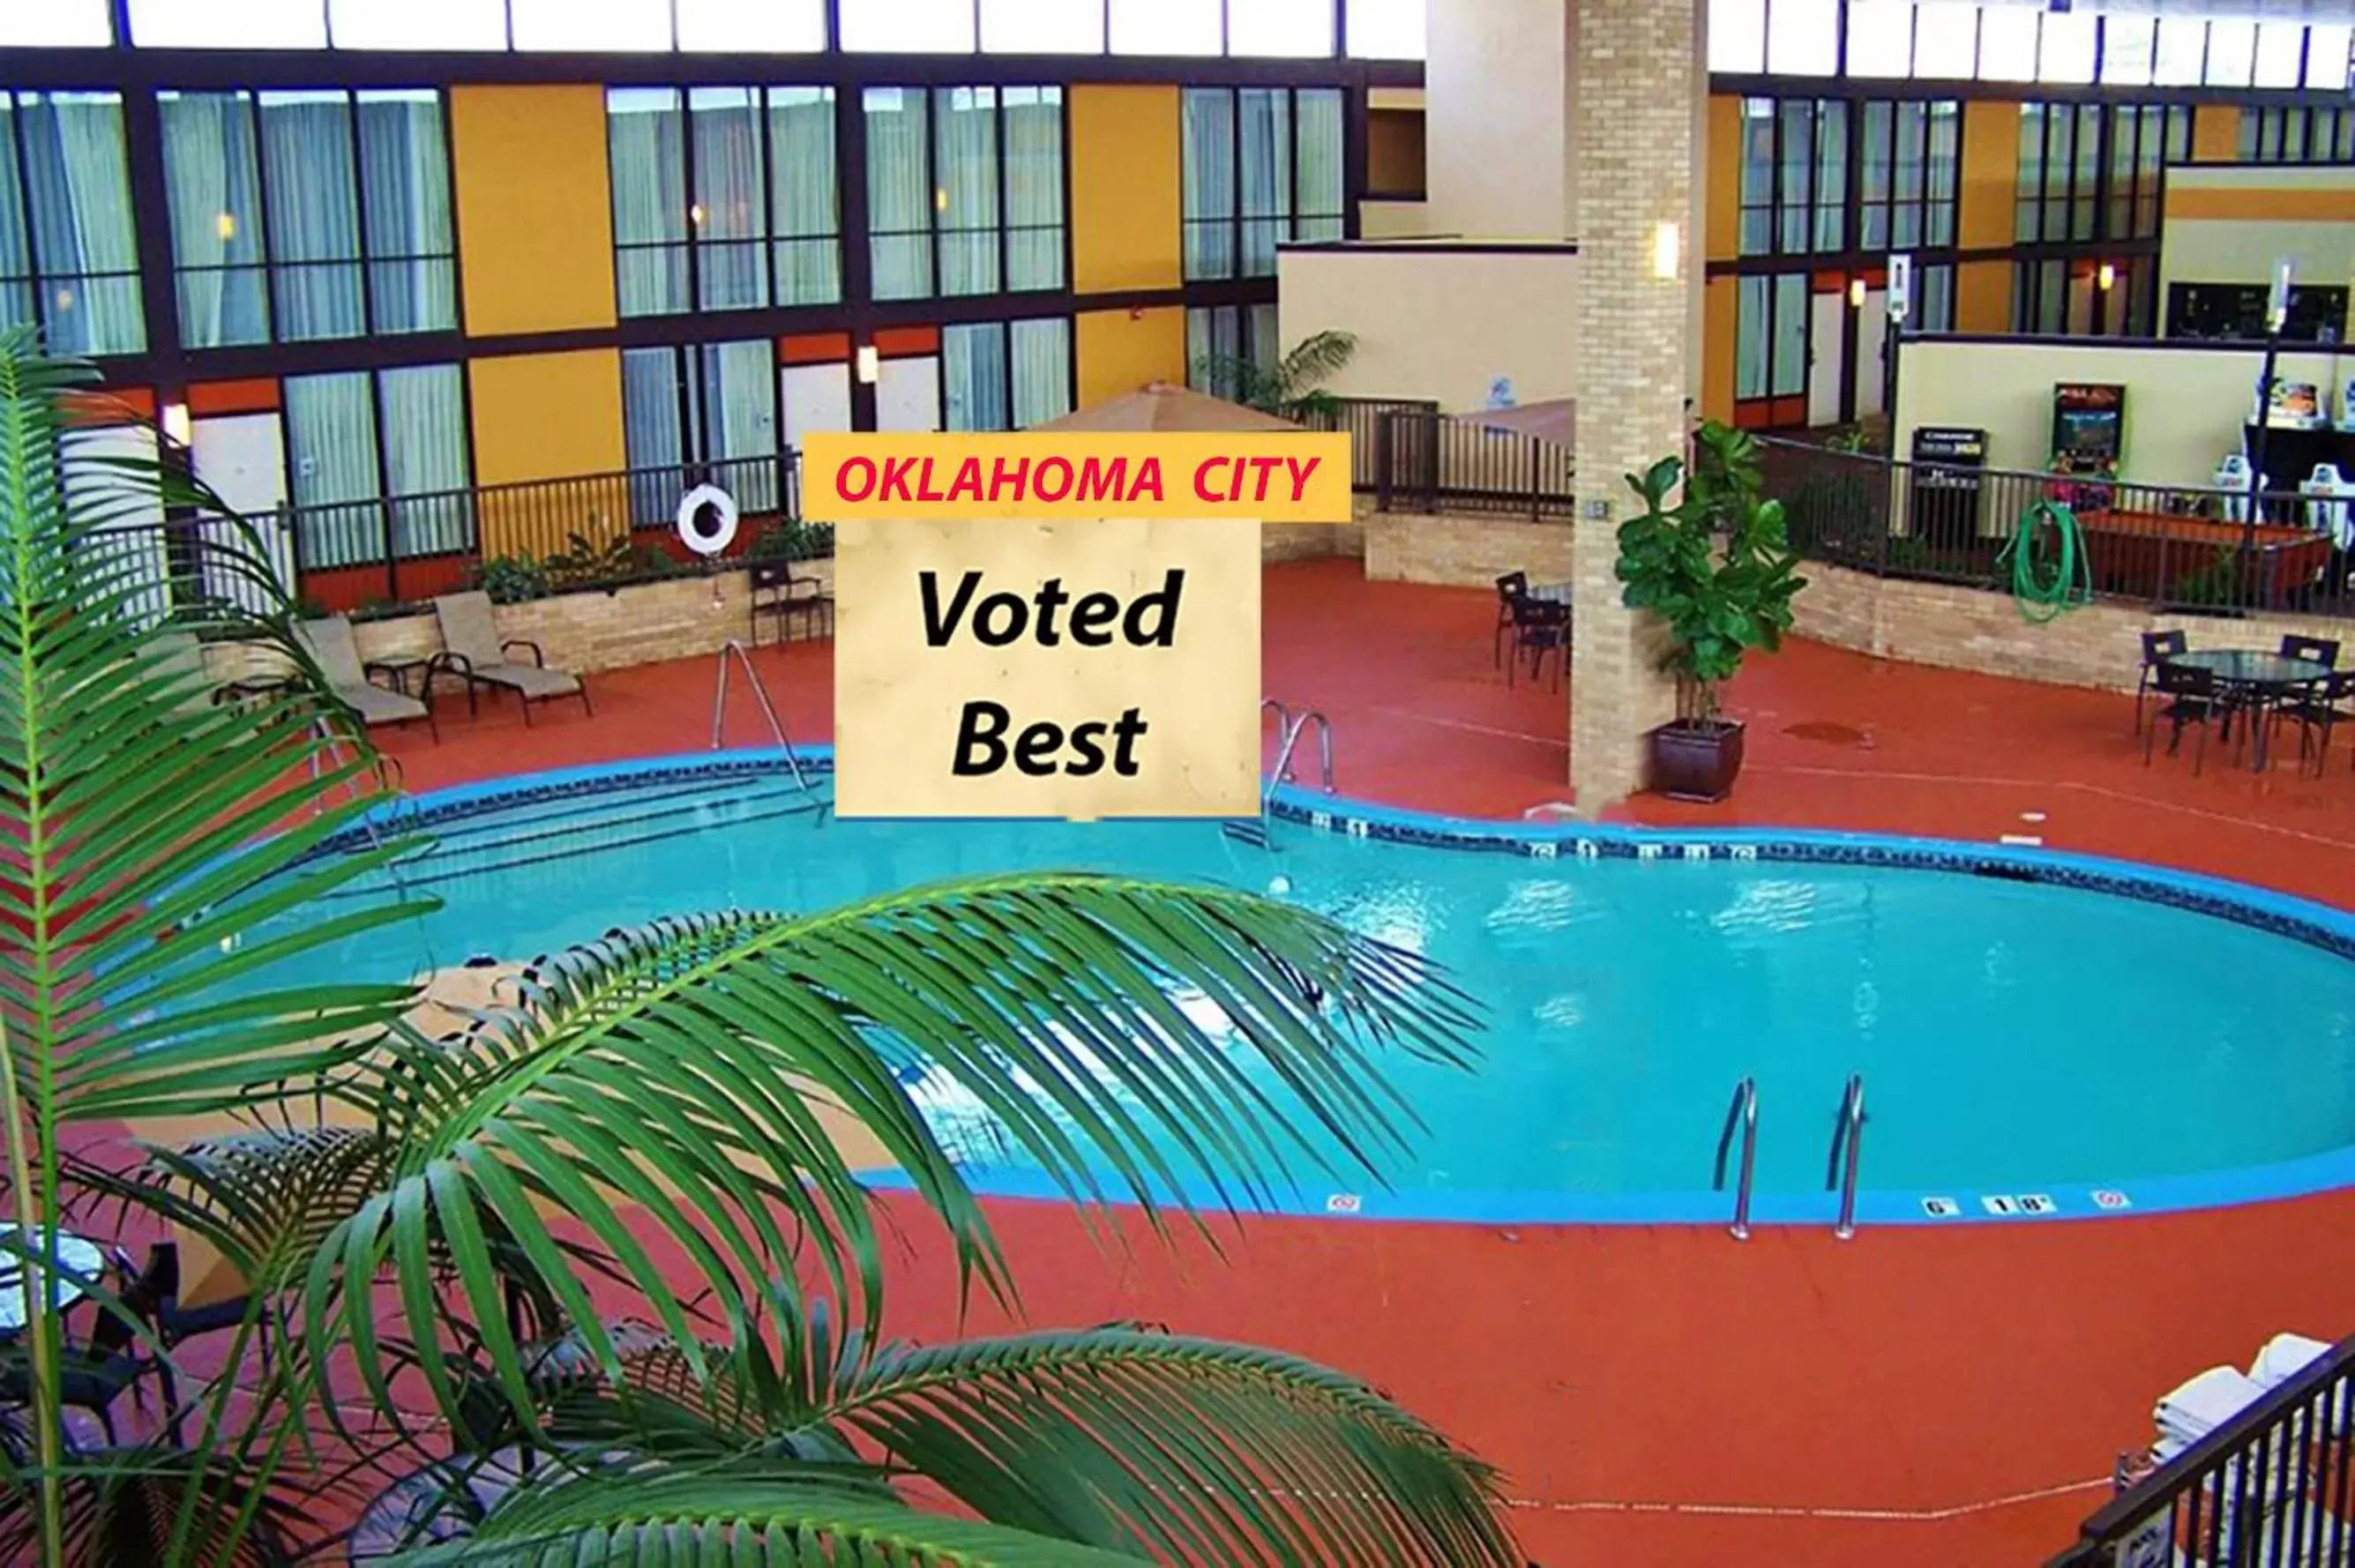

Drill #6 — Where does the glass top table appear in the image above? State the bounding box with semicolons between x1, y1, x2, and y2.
0;1226;105;1333
2162;650;2333;773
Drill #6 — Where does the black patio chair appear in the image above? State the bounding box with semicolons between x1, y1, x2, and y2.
749;560;834;646
2271;668;2355;776
2144;661;2220;776
2134;629;2186;736
1506;594;1569;695
0;1261;167;1446
1492;572;1529;670
2279;634;2342;669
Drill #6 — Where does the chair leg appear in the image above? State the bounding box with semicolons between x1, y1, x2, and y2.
2143;709;2159;766
579;683;594;718
2192;715;2209;777
520;696;535;728
97;1406;116;1446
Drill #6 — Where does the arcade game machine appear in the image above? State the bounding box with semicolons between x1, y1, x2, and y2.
2050;383;2125;513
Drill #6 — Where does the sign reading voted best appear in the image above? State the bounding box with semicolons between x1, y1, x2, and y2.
807;432;1351;820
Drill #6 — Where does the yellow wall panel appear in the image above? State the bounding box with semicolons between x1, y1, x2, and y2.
1958;101;2021;252
1705;96;1743;263
1071;86;1182;295
1955;260;2011;334
2193;105;2240;164
451;84;617;336
1076;308;1187;407
1701;276;1737;424
469;348;627;556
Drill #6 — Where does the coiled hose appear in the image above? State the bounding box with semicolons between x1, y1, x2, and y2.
1994;498;2092;624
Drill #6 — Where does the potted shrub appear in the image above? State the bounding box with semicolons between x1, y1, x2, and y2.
1615;421;1808;803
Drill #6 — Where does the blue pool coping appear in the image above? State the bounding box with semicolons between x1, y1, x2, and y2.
334;746;2355;1231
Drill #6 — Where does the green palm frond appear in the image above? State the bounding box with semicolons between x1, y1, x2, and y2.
1275;330;1359;394
0;1440;303;1567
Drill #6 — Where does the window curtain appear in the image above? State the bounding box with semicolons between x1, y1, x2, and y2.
1010;317;1070;428
356;90;454;333
1237;88;1290;277
934;87;1000;297
19;93;144;355
865;88;931;301
1185;305;1241;396
0;103;32;335
1292;88;1344;243
1734;277;1768;401
1925;102;1958;246
1890;101;1925;249
1775;101;1812;253
161;92;269;347
286;371;384;569
1003;87;1063;291
1768;274;1806;397
609;89;688;317
1810;101;1845;251
1247;303;1279;380
622;346;685;526
259;92;365;341
943;322;1009;431
380;364;470;556
1738;101;1774;256
700;339;779;511
1181;88;1234;281
692;88;767;311
767;88;840;305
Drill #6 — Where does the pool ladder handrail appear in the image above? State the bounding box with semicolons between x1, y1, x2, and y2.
712;638;816;795
1826;1072;1866;1241
1265;708;1335;804
1714;1076;1759;1241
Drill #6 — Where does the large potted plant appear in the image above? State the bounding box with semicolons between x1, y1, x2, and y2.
1615;421;1807;803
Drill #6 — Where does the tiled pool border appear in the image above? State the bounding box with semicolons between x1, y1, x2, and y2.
340;748;2355;1231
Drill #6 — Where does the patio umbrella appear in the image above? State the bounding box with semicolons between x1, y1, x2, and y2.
1034;380;1303;434
1454;397;1575;450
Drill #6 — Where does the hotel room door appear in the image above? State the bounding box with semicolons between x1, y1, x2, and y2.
1807;290;1844;428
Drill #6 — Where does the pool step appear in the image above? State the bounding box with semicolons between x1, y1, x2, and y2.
1222;819;1271;849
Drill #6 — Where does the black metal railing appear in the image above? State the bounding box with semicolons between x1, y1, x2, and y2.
1764;437;2354;621
1371;407;1576;520
2047;1335;2355;1568
1300;396;1440;493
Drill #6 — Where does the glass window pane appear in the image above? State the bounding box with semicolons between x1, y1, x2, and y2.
841;0;976;51
1005;86;1065;290
1708;0;1764;72
1348;0;1425;61
2037;11;2094;83
1977;7;2036;80
1770;273;1806;397
1237;88;1291;276
767;87;840;305
864;87;932;300
1846;0;1910;78
2307;26;2352;92
1765;0;1835;76
2098;15;2154;86
934;86;1000;297
0;104;30;335
356;90;455;334
622;347;685;476
378;363;470;555
981;0;1103;52
692;87;768;311
0;0;110;45
329;0;505;49
677;0;826;50
1182;87;1235;280
1111;0;1220;55
2152;18;2206;86
700;339;778;508
1231;0;1333;57
15;93;144;356
944;322;1010;432
258;92;364;344
510;0;671;49
160;91;267;349
1910;4;1976;78
2202;19;2254;86
1294;86;1345;243
1011;317;1072;428
1735;275;1768;400
2253;23;2305;90
286;372;382;510
1813;101;1846;251
608;88;688;317
130;0;325;47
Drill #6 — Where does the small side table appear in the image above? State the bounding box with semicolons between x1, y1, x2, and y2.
366;657;437;700
217;674;293;707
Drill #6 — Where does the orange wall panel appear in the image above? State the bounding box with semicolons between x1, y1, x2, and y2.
450;84;617;337
1955;260;2012;334
2193;105;2240;164
1705;95;1743;263
1071;86;1182;295
1075;307;1187;408
1701;276;1738;425
1958;101;2022;252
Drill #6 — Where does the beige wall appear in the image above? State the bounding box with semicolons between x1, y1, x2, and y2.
1893;338;2344;489
1278;243;1579;411
1424;0;1574;239
1360;200;1430;238
2159;165;2355;329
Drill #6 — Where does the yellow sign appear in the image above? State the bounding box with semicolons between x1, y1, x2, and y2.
803;432;1353;523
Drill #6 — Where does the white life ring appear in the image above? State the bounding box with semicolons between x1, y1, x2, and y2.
676;484;739;557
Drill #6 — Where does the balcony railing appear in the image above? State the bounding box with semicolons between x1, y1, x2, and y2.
1368;407;1576;520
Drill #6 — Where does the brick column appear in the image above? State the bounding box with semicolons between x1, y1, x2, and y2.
1568;0;1701;808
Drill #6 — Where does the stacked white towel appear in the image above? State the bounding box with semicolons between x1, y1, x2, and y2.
2248;1333;2331;1392
2154;1367;2267;1462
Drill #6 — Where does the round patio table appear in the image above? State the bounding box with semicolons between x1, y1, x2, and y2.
0;1226;106;1333
2164;649;2332;772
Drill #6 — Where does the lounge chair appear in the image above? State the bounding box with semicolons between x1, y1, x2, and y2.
295;616;437;741
148;630;217;718
430;591;590;725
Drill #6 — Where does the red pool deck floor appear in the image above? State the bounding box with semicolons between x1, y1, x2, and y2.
374;558;2355;1566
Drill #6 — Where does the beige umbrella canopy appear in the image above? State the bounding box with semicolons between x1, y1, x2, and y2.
1035;379;1301;434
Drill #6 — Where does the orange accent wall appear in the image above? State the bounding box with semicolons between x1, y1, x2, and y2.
1705;95;1743;263
1075;307;1186;408
1701;277;1738;425
187;378;280;416
467;349;624;486
1955;260;2012;334
1071;85;1182;295
450;84;617;337
780;332;851;365
60;386;156;426
1958;101;2022;252
873;325;941;358
2193;105;2241;163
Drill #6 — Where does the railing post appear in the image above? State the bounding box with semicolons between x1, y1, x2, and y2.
380;497;399;604
1374;410;1394;513
1528;436;1541;522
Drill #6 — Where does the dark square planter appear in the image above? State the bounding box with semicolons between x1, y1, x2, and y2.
1648;719;1746;803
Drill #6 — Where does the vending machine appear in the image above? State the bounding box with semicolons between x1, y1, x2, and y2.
2050;384;2126;512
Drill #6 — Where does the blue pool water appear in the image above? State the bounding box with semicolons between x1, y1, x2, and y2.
276;758;2355;1225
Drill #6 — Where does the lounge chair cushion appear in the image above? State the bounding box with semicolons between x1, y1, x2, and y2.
341;682;430;727
433;592;582;702
295;616;429;728
470;661;581;701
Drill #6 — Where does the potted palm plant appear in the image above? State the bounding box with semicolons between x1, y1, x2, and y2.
1615;421;1808;803
1192;329;1359;422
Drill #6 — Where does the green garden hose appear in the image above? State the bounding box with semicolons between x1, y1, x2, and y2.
1995;499;2092;624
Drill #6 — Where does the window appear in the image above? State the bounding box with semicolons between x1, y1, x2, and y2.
1181;87;1346;280
607;86;839;318
159;88;455;349
1857;99;1957;252
2015;102;2185;247
0;0;110;45
285;363;471;567
1708;0;1765;73
1733;273;1807;402
1844;0;1911;78
1347;0;1424;60
1765;0;1835;76
943;317;1073;430
2011;259;2149;339
510;0;670;49
1736;97;1845;258
0;92;144;356
2309;26;2352;93
865;86;1064;302
1910;4;1977;78
1110;0;1220;56
328;0;506;49
2240;108;2355;166
840;0;975;53
131;0;326;48
1186;303;1281;399
1914;261;1953;333
980;0;1103;53
622;340;783;517
1230;0;1333;58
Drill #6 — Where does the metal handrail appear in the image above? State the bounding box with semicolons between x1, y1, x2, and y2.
1267;709;1334;802
711;638;814;795
1713;1076;1759;1241
1260;697;1293;743
1826;1073;1865;1241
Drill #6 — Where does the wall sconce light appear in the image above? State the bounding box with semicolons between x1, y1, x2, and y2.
1650;220;1680;281
1847;277;1866;309
856;345;880;385
161;401;191;445
688;202;707;228
2095;262;2116;293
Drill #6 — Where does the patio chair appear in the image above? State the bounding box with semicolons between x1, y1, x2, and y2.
2278;634;2342;669
0;1258;168;1447
1493;571;1529;670
749;559;834;646
1506;594;1569;695
430;591;591;726
148;630;218;718
2134;629;2186;736
295;616;437;741
2144;661;2218;775
2270;668;2354;776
